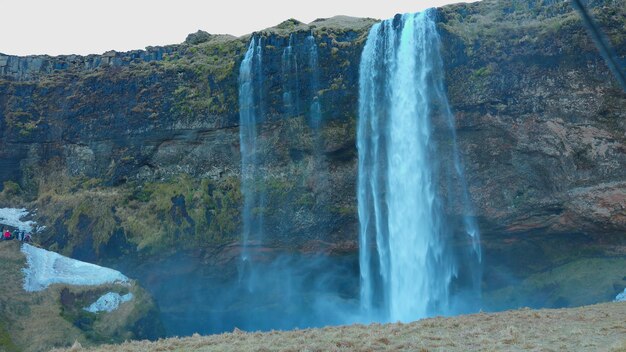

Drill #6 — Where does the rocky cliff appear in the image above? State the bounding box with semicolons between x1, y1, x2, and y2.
0;0;624;274
440;0;626;238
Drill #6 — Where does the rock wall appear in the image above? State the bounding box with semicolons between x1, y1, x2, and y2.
440;0;626;238
0;0;624;265
0;46;178;81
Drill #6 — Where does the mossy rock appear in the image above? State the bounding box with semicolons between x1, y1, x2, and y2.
0;241;164;351
485;257;626;310
0;321;19;352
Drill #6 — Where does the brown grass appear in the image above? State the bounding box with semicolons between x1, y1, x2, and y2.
0;241;87;352
0;241;159;352
53;302;626;352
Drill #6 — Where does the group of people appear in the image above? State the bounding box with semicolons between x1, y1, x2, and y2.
2;228;31;242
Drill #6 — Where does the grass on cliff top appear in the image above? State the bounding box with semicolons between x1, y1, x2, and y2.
440;0;625;58
56;302;626;352
252;16;376;38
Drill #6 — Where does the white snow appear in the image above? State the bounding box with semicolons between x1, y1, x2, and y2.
616;288;626;302
84;292;134;313
0;208;36;233
21;244;129;292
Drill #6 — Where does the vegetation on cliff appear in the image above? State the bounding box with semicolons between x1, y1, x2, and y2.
2;1;623;262
0;15;377;260
0;241;164;352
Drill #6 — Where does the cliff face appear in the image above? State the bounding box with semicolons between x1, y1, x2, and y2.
440;0;626;239
0;0;624;267
0;17;374;261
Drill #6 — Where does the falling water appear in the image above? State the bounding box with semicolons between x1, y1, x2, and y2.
239;36;265;284
233;33;360;328
282;34;300;117
307;32;321;129
357;10;481;322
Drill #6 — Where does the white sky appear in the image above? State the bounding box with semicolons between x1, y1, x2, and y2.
0;0;479;56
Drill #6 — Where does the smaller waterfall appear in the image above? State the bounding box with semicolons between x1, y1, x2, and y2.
282;34;300;117
305;30;331;230
307;32;321;129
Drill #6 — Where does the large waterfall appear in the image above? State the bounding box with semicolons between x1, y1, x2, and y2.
357;10;481;322
238;36;265;282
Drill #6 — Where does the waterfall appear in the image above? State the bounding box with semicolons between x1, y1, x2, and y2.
307;31;321;129
282;34;300;117
357;10;481;322
239;36;265;285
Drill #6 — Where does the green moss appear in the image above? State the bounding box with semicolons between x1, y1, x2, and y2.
266;177;295;197
203;177;241;241
486;257;626;309
276;19;303;31
0;321;18;352
296;193;315;207
59;293;100;331
440;0;585;59
5;110;41;136
65;196;119;249
52;280;163;345
330;205;357;216
472;65;493;78
1;181;21;197
163;38;244;119
5;110;32;122
113;175;243;252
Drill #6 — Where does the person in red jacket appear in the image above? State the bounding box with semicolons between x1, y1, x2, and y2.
3;229;12;240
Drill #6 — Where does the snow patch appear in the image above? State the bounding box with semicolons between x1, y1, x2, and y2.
616;288;626;302
21;244;129;292
0;208;36;233
84;292;134;313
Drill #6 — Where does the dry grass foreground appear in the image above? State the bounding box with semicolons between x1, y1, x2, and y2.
57;302;626;352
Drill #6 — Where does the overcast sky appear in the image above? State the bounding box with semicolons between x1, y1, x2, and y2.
1;0;479;56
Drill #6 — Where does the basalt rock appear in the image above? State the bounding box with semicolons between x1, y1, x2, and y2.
0;0;624;267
